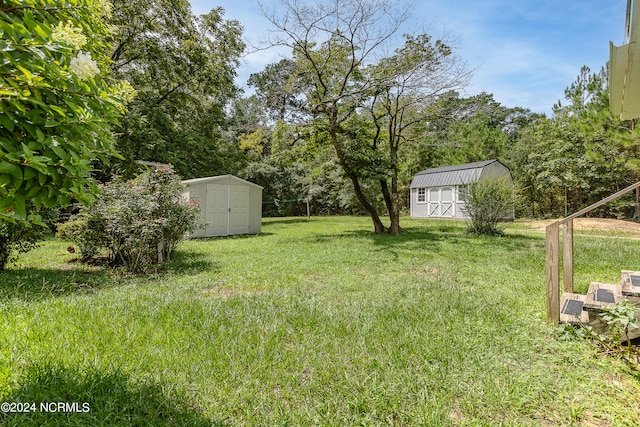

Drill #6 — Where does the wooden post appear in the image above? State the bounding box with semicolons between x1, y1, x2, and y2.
563;219;573;293
306;197;310;219
636;187;640;224
546;222;560;323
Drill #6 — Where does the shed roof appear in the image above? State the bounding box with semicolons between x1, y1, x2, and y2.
182;174;263;189
410;160;499;188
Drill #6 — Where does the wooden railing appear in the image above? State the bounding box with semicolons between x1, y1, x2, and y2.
546;181;640;323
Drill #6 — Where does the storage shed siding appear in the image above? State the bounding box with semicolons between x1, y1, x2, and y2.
411;185;468;219
409;160;513;220
182;175;262;237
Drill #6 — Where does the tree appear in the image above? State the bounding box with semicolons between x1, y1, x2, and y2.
367;34;470;232
248;58;308;122
507;65;640;218
107;0;246;179
263;0;469;233
0;0;127;221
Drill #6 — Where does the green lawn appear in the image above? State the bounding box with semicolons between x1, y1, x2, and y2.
1;216;640;426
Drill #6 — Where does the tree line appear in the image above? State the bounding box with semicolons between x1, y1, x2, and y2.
2;0;640;235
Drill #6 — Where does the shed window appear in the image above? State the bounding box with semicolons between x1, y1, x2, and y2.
441;187;453;202
417;188;426;203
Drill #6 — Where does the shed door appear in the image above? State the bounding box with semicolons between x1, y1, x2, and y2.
440;187;454;217
428;188;440;216
205;184;251;236
206;184;230;236
428;187;455;218
229;185;250;234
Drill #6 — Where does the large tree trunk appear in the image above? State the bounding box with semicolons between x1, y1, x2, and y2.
380;140;402;235
348;172;387;233
380;180;401;234
331;130;387;234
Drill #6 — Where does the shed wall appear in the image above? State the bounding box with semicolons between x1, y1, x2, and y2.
183;176;262;237
410;185;468;219
410;160;514;220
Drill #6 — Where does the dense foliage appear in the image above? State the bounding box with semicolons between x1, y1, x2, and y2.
507;66;640;219
57;167;199;273
106;0;246;179
0;0;127;221
0;219;44;270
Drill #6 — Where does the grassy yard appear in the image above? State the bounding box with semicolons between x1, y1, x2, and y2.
1;216;640;426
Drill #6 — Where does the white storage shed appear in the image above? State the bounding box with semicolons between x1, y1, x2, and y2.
410;160;514;220
182;175;263;237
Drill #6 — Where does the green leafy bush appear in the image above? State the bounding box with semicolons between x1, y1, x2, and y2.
0;0;132;220
0;219;45;270
57;167;199;273
462;176;514;235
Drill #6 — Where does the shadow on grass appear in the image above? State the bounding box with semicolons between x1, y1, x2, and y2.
0;251;220;302
190;232;274;241
0;364;222;427
165;250;221;275
313;222;540;253
405;225;540;247
0;268;116;302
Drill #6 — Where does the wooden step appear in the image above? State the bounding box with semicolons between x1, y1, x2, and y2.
582;282;623;312
559;293;589;324
621;270;640;297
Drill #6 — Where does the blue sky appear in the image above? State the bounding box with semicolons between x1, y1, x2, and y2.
189;0;627;115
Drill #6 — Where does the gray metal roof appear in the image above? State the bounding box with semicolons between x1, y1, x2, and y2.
410;160;498;188
182;174;264;189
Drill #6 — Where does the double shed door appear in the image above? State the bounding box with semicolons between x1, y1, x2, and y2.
205;184;250;236
428;186;455;218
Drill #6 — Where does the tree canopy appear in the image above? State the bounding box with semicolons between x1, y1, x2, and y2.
107;0;246;179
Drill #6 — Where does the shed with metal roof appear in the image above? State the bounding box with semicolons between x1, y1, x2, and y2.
409;160;513;220
182;175;263;237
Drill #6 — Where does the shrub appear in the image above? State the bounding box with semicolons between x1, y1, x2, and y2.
462;175;514;236
56;218;102;262
0;206;58;271
58;167;199;273
0;220;46;271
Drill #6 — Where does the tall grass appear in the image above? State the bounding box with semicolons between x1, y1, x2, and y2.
1;217;639;426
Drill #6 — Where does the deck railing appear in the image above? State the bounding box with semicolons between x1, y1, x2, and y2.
546;181;640;323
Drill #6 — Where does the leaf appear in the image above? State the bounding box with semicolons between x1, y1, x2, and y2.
0;174;11;186
0;161;22;180
23;166;37;180
58;194;71;207
0;114;14;131
16;65;33;81
0;89;19;97
37;171;47;186
25;183;41;199
35;127;45;142
12;194;26;219
51;145;70;162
